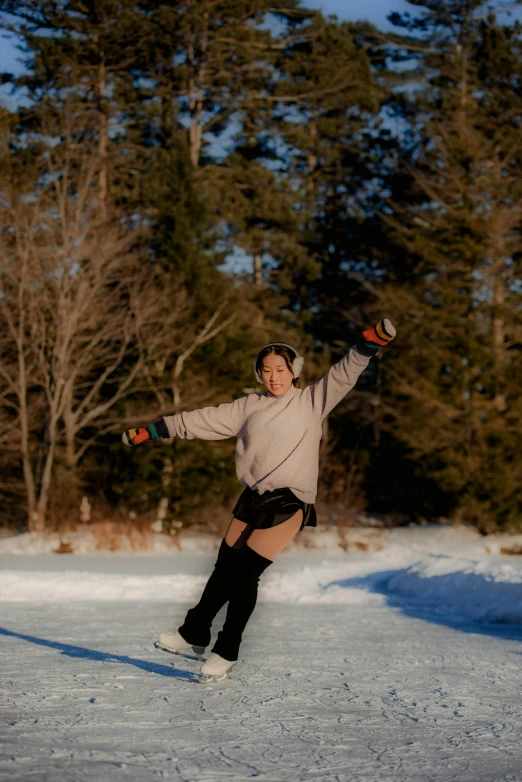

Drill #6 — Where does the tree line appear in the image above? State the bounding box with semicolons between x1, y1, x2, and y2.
0;0;520;534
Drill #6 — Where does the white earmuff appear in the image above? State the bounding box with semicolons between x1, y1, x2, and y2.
254;342;304;384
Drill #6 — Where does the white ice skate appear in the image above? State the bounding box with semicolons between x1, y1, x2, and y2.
154;631;205;660
199;652;236;683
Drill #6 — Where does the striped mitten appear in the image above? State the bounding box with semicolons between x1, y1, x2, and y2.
355;319;396;357
122;419;170;446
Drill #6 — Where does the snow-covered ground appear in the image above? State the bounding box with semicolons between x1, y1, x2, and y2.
1;526;522;781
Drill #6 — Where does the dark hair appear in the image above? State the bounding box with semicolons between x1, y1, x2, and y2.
255;344;299;387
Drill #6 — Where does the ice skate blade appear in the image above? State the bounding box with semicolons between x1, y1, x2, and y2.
199;668;232;684
154;641;205;661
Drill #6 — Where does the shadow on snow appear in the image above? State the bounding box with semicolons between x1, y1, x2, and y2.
0;627;198;682
324;570;522;643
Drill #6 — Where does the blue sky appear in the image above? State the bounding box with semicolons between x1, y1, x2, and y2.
306;0;410;27
0;0;410;75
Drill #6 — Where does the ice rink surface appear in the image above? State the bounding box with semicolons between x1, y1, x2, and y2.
1;550;522;782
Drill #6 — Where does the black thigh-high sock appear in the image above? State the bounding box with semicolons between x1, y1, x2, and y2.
178;540;240;648
211;545;272;662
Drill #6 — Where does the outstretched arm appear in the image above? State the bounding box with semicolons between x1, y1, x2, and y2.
306;319;396;420
122;396;249;446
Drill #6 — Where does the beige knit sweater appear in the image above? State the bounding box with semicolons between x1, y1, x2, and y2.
163;347;370;504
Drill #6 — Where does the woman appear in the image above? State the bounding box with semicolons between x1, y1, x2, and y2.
122;318;396;682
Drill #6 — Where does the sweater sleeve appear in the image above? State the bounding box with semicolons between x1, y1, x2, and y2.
305;347;370;421
161;396;248;441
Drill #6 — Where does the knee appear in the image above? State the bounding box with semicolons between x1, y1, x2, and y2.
241;545;273;581
215;538;242;569
226;545;272;588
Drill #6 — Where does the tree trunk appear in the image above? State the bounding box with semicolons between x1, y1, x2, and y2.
373;359;382;448
97;60;108;219
63;390;77;471
188;12;208;168
188;69;203;168
15;264;38;530
492;264;506;412
253;253;262;287
34;428;57;531
306;120;317;232
19;343;38;531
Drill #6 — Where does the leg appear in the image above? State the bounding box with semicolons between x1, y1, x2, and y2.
225;517;254;549
211;510;303;661
178;537;241;648
178;517;252;647
247;509;303;559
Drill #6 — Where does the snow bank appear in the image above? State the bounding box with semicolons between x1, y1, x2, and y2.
1;525;521;626
0;571;208;603
0;530;219;555
387;554;522;625
0;527;388;555
0;560;385;605
0;522;482;556
2;552;521;628
483;533;522;557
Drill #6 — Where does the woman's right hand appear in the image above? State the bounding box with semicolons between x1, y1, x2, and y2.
122;424;162;446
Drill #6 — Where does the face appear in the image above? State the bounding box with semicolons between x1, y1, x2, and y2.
260;352;294;397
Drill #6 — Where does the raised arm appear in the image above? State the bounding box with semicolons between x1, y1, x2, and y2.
306;347;369;421
306;319;396;421
122;396;249;446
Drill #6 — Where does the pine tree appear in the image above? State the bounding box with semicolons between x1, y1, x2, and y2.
124;0;314;292
0;0;148;218
265;16;381;332
379;3;522;530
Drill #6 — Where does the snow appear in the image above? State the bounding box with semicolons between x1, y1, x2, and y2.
0;519;489;556
388;555;522;625
1;525;522;781
1;525;521;625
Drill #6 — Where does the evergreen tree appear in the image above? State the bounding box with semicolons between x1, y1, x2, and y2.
260;16;389;506
0;0;148;218
126;1;310;279
266;17;381;331
379;3;522;530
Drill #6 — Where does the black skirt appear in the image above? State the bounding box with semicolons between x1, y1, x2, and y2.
232;486;317;532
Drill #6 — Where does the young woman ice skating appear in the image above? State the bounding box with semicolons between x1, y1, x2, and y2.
122;319;396;682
